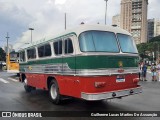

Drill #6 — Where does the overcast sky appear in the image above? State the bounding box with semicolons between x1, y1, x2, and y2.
0;0;159;50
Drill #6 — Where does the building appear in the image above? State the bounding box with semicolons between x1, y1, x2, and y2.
147;19;154;41
147;18;160;41
120;0;148;44
154;19;160;37
120;0;132;33
112;14;121;27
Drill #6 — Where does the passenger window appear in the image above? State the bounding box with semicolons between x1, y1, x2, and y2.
38;44;51;57
53;40;62;55
19;51;26;62
65;38;73;54
45;44;51;56
27;48;36;59
38;46;44;57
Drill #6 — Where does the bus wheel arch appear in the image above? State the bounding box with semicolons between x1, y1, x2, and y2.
47;76;55;90
47;77;61;104
22;74;34;92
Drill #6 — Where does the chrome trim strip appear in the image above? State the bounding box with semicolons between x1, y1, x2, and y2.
20;63;139;76
81;87;142;101
76;53;139;57
20;54;138;63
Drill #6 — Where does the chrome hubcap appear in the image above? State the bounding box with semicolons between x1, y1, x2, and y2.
50;84;57;99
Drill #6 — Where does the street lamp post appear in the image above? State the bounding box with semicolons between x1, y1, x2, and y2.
29;28;34;44
6;32;10;71
65;13;66;30
6;33;9;55
104;0;108;25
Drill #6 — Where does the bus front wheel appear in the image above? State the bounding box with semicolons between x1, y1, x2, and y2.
24;78;32;93
49;80;61;104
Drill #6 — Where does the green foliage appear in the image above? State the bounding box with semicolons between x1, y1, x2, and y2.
0;47;6;61
137;36;160;60
149;35;160;43
137;43;147;54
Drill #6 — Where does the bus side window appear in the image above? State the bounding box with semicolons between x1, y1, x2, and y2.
45;44;51;57
53;40;62;55
38;46;44;57
38;44;51;58
27;48;36;59
64;38;73;54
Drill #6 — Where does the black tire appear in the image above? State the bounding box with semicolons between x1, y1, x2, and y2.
24;78;32;93
49;80;61;104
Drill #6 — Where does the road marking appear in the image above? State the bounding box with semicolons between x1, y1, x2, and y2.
0;78;9;83
8;78;18;82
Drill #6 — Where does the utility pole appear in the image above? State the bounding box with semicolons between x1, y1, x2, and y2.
104;0;108;25
65;13;66;30
29;28;34;44
6;32;10;71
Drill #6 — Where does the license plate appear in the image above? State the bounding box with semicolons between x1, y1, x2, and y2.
116;75;125;82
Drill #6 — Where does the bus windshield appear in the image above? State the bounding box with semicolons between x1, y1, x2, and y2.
79;31;119;53
117;33;138;53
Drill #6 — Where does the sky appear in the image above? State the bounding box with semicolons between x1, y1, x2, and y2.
0;0;159;50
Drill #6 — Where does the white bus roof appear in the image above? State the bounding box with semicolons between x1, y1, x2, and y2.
19;24;131;51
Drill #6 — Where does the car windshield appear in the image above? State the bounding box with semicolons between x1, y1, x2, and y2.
79;31;119;52
117;33;138;53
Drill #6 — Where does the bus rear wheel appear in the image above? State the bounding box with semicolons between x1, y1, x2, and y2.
24;78;32;93
49;80;61;104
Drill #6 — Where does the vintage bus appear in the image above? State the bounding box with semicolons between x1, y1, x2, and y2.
19;25;141;104
6;51;19;74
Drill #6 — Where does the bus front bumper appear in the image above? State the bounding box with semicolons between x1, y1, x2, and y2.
81;86;142;101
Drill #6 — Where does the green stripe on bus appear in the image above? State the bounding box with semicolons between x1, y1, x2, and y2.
20;55;138;70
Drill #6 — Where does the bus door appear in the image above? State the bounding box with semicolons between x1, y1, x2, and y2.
62;36;80;97
52;39;63;86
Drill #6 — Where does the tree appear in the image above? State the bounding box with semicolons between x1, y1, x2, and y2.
136;36;160;61
0;47;6;61
149;35;160;43
137;43;147;54
137;43;148;59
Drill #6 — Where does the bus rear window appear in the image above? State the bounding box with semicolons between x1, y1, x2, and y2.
117;34;138;53
79;31;119;52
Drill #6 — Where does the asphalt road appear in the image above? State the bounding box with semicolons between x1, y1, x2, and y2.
0;71;160;120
